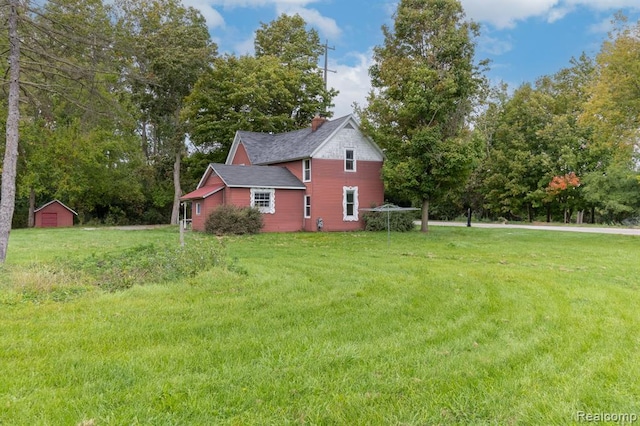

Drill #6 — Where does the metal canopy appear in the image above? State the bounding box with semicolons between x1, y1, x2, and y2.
360;204;420;245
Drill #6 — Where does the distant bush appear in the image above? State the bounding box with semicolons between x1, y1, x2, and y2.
362;210;416;232
205;205;263;236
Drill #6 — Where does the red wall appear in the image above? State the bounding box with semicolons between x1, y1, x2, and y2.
230;143;252;165
34;202;75;228
191;156;384;233
203;174;224;187
192;187;304;233
302;159;384;232
192;190;224;231
262;189;304;232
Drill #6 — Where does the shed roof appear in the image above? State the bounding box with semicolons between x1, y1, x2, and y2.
34;199;77;215
210;163;306;189
181;184;224;201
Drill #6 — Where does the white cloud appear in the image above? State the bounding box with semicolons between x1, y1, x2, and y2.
328;52;374;118
461;0;559;29
461;0;639;29
547;6;573;23
563;0;640;10
276;6;342;40
478;34;513;55
206;0;318;9
182;0;225;28
234;35;256;55
589;17;615;34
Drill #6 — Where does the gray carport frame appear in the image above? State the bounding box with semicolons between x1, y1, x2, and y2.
360;203;420;245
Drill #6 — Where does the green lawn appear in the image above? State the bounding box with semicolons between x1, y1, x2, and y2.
1;226;639;424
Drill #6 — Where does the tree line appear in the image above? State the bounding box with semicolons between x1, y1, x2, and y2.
1;0;639;256
360;3;639;228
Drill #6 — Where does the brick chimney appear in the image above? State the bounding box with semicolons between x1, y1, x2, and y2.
311;115;327;132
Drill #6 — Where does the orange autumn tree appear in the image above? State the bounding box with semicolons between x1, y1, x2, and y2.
546;172;581;223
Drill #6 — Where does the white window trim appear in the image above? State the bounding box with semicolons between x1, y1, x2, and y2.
304;195;311;218
343;186;359;221
344;148;356;172
195;202;201;216
303;158;311;182
251;188;275;214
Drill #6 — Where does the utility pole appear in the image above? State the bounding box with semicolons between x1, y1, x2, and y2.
323;40;336;91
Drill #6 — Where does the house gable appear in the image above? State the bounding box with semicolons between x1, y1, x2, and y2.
312;122;384;162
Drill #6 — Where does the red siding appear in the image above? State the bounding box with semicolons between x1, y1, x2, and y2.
192;190;224;232
279;160;304;181
191;187;303;233
231;143;252;165
34;202;75;228
262;189;304;232
203;174;224;187
300;159;384;232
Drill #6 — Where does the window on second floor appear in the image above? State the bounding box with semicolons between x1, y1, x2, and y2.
303;158;311;182
345;149;356;172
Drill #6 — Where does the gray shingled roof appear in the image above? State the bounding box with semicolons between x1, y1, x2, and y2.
237;115;352;165
211;163;305;189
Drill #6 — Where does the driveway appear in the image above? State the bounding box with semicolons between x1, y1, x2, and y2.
427;221;640;236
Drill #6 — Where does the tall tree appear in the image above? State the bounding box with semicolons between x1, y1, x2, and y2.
579;15;640;221
581;14;640;163
183;13;336;157
115;0;216;224
0;0;22;262
359;0;486;231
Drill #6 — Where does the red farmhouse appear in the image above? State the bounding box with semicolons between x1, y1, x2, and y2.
34;199;77;228
182;114;385;232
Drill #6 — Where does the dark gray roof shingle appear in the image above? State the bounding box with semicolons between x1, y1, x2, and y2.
211;163;305;189
237;115;352;164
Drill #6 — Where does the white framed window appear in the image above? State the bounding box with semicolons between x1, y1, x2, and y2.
195;202;201;216
303;159;311;182
345;148;356;172
251;188;275;214
304;195;311;218
343;186;359;221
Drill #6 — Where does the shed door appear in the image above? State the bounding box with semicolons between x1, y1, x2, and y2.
42;212;58;227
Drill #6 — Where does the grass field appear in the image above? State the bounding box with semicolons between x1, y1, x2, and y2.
1;226;639;424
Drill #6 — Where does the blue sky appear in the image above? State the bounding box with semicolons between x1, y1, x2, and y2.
184;0;640;117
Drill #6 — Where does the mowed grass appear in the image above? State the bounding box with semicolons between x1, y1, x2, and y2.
1;226;639;424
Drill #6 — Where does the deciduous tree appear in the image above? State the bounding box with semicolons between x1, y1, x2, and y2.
183;14;336;158
359;0;485;231
115;0;216;224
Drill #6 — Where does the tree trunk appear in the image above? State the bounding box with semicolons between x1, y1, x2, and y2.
170;151;181;225
28;188;36;228
420;199;429;232
0;0;21;263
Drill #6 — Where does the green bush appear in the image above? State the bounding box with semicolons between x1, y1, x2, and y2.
67;237;228;292
362;210;416;232
205;205;263;236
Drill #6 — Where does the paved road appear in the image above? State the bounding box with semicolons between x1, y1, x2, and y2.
427;221;640;236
